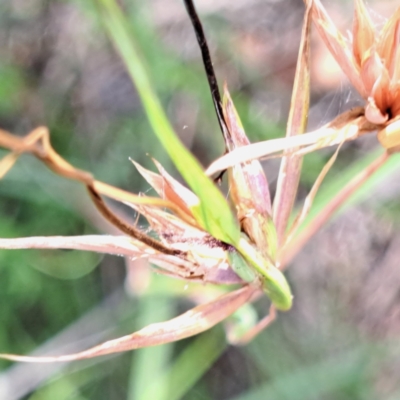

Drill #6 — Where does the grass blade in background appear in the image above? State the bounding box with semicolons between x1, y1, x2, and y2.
131;327;226;400
231;345;377;400
128;296;174;400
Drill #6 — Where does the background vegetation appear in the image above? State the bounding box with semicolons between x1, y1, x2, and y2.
1;0;400;399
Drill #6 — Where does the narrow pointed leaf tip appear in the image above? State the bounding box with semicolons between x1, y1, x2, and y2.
131;159;198;219
222;86;277;255
222;86;272;216
273;0;312;244
308;0;367;97
353;0;375;66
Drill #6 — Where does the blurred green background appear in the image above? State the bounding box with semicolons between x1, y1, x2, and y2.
1;0;400;399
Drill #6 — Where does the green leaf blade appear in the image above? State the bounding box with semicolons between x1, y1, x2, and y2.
97;0;240;245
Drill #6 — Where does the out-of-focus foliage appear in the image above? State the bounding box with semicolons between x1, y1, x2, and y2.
1;0;400;399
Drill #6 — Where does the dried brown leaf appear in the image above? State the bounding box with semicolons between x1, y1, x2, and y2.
0;285;255;362
206;109;370;176
273;0;312;244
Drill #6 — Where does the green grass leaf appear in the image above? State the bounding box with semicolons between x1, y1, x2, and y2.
95;0;240;245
